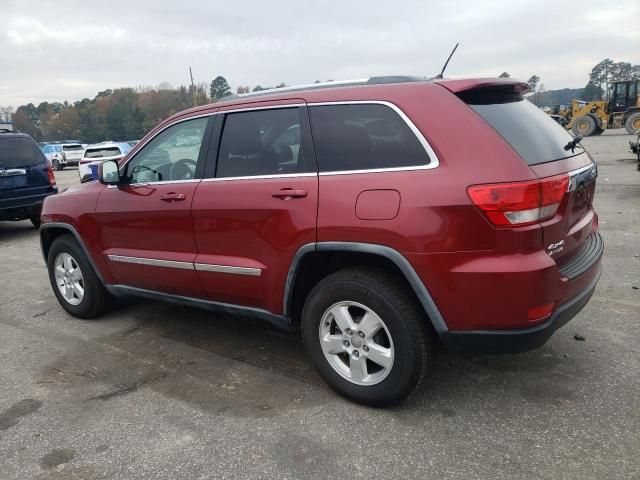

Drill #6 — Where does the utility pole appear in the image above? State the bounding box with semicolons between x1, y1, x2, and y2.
189;67;196;107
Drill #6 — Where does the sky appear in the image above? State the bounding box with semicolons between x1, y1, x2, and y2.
1;0;639;108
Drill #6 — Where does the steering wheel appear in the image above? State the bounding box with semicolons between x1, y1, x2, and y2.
170;158;197;181
130;164;161;182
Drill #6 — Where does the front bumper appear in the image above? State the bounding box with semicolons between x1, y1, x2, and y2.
439;265;601;354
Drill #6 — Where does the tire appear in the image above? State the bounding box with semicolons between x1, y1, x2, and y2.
625;112;640;135
593;127;604;135
301;267;434;407
52;159;61;171
30;216;41;228
572;115;598;136
47;235;112;319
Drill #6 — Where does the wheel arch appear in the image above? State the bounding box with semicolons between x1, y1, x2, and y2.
284;242;448;334
40;222;107;285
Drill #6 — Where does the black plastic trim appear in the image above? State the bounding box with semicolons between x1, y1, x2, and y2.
283;242;448;333
558;232;604;280
440;265;601;354
106;284;289;331
40;222;107;285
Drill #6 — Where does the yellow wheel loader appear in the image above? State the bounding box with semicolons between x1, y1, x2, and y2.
567;80;640;136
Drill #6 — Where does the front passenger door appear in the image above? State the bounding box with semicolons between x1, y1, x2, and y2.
95;115;214;298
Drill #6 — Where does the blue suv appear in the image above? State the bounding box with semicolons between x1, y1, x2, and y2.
0;131;58;228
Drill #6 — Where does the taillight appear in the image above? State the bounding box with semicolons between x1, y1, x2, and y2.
467;174;569;227
47;166;57;187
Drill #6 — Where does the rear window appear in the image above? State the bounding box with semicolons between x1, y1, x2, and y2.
461;90;582;165
0;137;44;167
309;104;429;172
63;144;83;152
84;147;121;159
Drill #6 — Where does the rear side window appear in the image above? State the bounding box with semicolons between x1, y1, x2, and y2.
84;147;121;158
216;107;311;178
462;91;583;165
309;104;429;172
0;137;44;167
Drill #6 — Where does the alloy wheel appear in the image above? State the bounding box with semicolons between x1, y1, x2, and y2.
54;252;85;305
318;301;395;386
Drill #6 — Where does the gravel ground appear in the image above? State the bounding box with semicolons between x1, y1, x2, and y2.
0;130;639;480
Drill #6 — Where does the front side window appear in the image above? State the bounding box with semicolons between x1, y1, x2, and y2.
309;104;429;172
125;116;208;183
216;107;310;178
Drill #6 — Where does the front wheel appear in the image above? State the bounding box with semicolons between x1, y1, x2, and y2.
47;235;112;319
301;267;434;407
52;159;62;171
625;112;640;135
572;115;598;136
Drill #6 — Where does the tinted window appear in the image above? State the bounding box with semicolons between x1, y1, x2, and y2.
216;108;310;178
125;116;208;183
84;147;122;159
465;95;582;165
309;104;429;172
0;137;44;167
63;144;83;151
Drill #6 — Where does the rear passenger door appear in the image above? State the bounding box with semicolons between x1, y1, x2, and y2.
191;103;318;314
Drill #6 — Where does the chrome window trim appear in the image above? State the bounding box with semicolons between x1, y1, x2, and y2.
107;255;194;270
194;263;262;277
202;172;317;183
125;179;202;187
307;100;440;170
118;112;214;174
218;103;305;115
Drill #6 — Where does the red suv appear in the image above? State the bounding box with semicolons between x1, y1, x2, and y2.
40;77;603;406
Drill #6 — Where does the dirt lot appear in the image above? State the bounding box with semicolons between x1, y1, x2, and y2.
1;131;639;480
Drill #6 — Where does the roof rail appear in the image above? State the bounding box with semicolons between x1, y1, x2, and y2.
231;75;430;100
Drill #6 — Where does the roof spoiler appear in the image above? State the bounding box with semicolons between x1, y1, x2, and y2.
434;78;530;95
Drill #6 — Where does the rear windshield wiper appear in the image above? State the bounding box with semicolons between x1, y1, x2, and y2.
564;134;583;153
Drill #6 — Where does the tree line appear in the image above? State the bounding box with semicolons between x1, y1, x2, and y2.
8;76;289;143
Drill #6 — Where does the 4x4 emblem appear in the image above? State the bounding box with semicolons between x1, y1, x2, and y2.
547;240;565;256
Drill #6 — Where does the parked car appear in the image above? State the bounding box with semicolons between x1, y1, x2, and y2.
57;143;85;169
40;77;603;406
78;142;131;182
41;144;64;169
1;131;58;227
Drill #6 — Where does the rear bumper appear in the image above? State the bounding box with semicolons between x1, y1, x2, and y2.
0;192;56;220
439;264;601;354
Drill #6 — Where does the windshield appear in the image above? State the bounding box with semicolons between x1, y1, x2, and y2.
463;93;583;166
0;137;45;167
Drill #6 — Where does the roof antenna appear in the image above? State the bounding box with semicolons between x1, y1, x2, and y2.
434;42;459;79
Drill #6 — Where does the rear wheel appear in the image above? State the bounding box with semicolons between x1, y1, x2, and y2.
52;159;62;171
572;115;598;136
47;235;112;319
30;216;41;228
625;112;640;135
301;267;433;407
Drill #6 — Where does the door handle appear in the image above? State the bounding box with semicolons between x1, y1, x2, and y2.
160;192;187;202
272;188;308;200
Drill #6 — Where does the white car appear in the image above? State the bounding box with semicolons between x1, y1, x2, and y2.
59;143;85;169
41;144;64;169
78;142;131;182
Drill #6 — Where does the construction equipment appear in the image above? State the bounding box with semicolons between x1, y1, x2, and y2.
567;80;640;136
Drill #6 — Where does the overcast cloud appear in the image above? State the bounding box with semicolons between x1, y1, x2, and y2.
1;0;639;107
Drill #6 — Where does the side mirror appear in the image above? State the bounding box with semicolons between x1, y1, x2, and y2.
98;160;121;185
